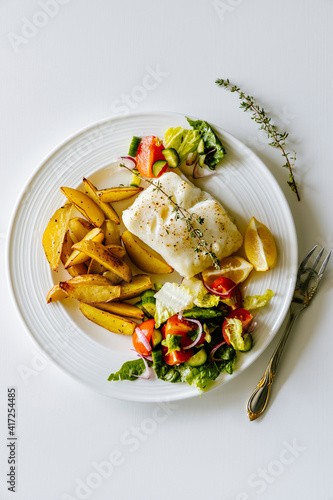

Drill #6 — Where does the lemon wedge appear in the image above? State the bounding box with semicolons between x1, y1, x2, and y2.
202;255;253;285
244;217;277;271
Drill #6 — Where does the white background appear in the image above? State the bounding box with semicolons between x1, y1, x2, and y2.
1;1;333;499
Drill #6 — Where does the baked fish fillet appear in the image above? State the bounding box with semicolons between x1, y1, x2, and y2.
122;172;243;278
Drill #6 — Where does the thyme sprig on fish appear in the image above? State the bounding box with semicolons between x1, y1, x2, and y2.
215;78;300;200
120;164;220;269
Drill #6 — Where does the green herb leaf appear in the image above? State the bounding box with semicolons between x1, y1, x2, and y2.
107;359;145;382
186;117;226;170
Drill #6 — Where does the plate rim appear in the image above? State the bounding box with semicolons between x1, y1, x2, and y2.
7;110;298;402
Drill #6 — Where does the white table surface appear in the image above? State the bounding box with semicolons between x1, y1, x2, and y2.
1;1;333;499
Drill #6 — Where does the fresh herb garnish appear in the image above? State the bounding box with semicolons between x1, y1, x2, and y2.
120;164;220;269
186;117;226;170
215;78;300;200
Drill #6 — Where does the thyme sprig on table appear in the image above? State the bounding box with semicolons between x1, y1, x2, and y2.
120;164;220;269
215;78;300;201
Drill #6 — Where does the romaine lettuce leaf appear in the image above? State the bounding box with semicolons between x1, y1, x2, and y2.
243;289;274;310
186;117;226;170
223;318;245;350
181;277;220;308
108;359;145;382
164;127;201;164
154;282;194;328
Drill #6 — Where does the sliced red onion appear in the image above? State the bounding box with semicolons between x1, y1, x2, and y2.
177;317;203;350
130;351;155;379
193;162;217;179
208;340;226;362
135;327;151;353
186;152;198;165
247;321;257;334
203;281;238;298
116;156;137;168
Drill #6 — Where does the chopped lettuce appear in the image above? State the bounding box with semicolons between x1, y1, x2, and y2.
223;318;245;351
161;334;182;355
151;346;236;390
154;282;194;327
108;359;145;382
164;127;201;164
182;277;220;308
186;117;226;170
243;289;274;311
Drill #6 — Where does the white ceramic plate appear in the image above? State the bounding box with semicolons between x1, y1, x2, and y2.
7;112;298;402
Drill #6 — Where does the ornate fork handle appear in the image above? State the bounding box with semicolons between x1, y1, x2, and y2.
247;310;297;421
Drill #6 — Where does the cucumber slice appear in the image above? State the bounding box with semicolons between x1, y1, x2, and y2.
142;302;156;318
186;348;207;367
128;136;141;157
130;169;141;187
239;333;253;352
152;160;167;177
141;289;156;301
152;329;162;348
162;148;180;168
183;307;226;320
197;138;205;154
198;154;206;167
154;282;163;292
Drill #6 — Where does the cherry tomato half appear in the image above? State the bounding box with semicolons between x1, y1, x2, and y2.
227;308;253;332
132;318;155;356
163;348;193;366
136;136;167;178
162;315;196;365
209;277;237;298
220;288;243;311
222;308;253;344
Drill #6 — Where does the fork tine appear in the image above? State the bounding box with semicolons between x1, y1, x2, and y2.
318;250;332;278
299;245;318;270
311;247;325;271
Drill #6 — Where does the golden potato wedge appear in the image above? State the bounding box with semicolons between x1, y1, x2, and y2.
46;284;68;303
83;178;120;224
96;186;143;203
42;203;72;271
61;231;87;277
69;217;93;243
80;302;136;335
102;270;122;285
121;230;173;274
64;227;104;268
118;274;152;300
60;186;105;227
93;301;144;319
88;259;106;275
59;275;121;303
102;219;120;246
72;240;132;282
87;246;125;275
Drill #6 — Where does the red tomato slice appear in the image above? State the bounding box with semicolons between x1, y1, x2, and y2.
210;277;237;298
132;318;155;356
227;308;253;332
222;308;253;344
163;348;194;366
136;136;167;178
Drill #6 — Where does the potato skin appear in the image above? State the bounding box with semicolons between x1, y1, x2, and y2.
42;203;72;271
79;302;136;335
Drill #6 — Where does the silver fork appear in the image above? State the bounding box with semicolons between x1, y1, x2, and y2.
247;245;331;421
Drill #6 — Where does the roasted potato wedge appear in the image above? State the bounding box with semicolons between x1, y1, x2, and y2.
64;227;104;268
46;284;68;303
60;186;105;227
102;219;121;246
68;217;93;243
83;178;120;224
102;270;122;285
87;246;125;275
72;240;132;282
61;231;87;277
59;275;121;303
93;301;144;319
96;186;143;203
118;274;152;300
121;230;173;274
42;203;72;271
80;302;136;335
